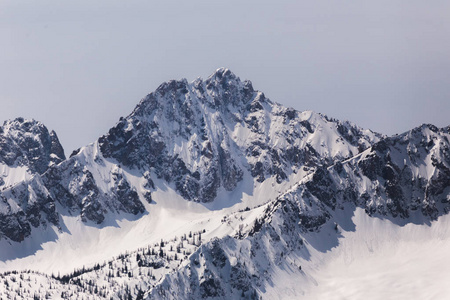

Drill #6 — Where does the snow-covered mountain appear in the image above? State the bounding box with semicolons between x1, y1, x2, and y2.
0;69;448;299
0;117;65;187
0;68;381;242
146;123;450;299
96;67;380;203
0;118;65;242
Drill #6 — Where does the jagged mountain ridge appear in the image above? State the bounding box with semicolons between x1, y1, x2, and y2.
0;117;65;186
0;69;448;299
97;68;380;202
147;123;450;299
0;124;448;299
0;68;381;242
307;124;450;226
0;118;65;242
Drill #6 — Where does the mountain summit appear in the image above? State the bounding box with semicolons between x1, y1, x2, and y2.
0;118;65;185
98;68;381;203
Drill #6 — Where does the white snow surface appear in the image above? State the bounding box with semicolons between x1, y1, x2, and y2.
0;164;291;275
2;198;450;300
265;208;450;300
0;163;32;190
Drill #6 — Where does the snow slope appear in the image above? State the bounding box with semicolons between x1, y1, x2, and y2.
1;207;449;300
304;208;450;300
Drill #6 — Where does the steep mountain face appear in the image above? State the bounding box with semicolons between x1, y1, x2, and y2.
0;118;65;187
291;123;450;230
0;118;65;242
355;124;450;218
97;68;380;203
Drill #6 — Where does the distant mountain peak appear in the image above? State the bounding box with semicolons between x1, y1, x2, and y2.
207;67;241;82
0;117;65;174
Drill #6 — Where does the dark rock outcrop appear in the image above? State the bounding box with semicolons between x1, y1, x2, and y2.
0;118;65;176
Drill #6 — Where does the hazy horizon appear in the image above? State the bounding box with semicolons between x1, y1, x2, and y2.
1;0;449;154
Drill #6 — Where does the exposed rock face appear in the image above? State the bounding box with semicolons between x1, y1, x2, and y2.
41;159;145;225
0;118;65;176
0;118;64;242
355;124;450;218
149;124;450;300
98;68;381;202
0;174;59;242
277;123;450;231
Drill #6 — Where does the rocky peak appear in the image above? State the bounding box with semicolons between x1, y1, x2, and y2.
96;69;382;203
343;124;450;219
131;68;256;122
50;130;66;164
204;68;255;110
0;118;65;174
205;68;242;89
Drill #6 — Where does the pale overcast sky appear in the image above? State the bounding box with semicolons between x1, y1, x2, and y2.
1;1;449;154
